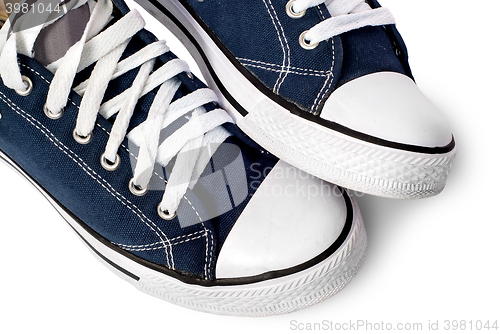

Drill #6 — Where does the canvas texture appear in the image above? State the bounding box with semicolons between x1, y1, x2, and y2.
182;0;412;114
0;0;279;280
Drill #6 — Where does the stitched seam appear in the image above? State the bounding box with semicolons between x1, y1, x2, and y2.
0;92;179;267
203;231;209;278
115;234;205;251
236;57;329;74
200;229;214;280
114;230;205;248
94;122;203;225
241;62;328;77
266;0;291;93
9;67;182;267
311;6;335;114
19;64;214;276
316;66;334;113
311;71;332;114
207;230;214;280
261;0;287;93
200;220;211;278
21;63;204;227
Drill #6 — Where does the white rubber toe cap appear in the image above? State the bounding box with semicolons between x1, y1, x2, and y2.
215;160;349;279
321;72;453;148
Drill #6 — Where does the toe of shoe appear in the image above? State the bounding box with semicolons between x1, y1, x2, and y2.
321;72;454;150
215;160;353;279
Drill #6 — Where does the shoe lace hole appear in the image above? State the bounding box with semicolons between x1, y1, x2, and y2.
286;0;306;18
73;128;93;145
129;178;148;197
100;153;121;172
44;103;64;120
15;76;33;96
157;204;176;220
299;30;318;50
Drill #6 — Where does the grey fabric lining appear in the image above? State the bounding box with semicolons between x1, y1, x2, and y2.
33;3;90;66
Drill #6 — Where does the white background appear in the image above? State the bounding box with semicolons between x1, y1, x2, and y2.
1;1;498;333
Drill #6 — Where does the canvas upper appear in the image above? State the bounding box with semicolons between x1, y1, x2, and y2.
179;0;411;115
136;0;456;200
0;0;356;283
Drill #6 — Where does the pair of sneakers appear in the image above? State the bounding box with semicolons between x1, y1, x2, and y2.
0;0;455;316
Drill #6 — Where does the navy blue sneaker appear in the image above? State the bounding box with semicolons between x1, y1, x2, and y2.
136;0;457;199
0;0;366;316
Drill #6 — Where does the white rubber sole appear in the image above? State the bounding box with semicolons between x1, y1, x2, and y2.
0;149;367;317
136;0;457;199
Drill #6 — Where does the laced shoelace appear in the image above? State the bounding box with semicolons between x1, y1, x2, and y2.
0;0;233;219
288;0;395;48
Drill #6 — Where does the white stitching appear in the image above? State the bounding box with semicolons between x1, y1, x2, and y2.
114;231;205;249
201;229;215;279
311;71;333;114
241;62;328;77
206;230;214;279
200;222;211;278
236;57;329;74
115;234;205;252
0;91;181;268
21;63;203;227
20;64;51;84
311;6;335;114
19;63;215;277
203;231;209;278
94;122;203;225
316;69;334;114
0;91;179;267
261;0;289;93
266;0;291;93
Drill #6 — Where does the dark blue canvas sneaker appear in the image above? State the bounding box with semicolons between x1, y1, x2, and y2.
135;0;457;199
0;0;366;316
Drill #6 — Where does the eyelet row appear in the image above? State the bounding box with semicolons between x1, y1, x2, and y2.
15;77;177;221
286;1;318;50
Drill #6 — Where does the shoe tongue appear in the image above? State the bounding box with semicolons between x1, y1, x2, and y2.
33;3;90;66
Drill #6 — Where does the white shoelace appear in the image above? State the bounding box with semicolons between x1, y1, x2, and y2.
291;0;395;46
0;0;233;218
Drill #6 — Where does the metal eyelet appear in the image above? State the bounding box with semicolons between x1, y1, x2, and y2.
157;204;177;220
286;0;306;18
186;72;194;80
73;128;93;145
299;30;319;50
129;178;148;197
100;153;121;172
15;76;33;96
44;103;64;120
